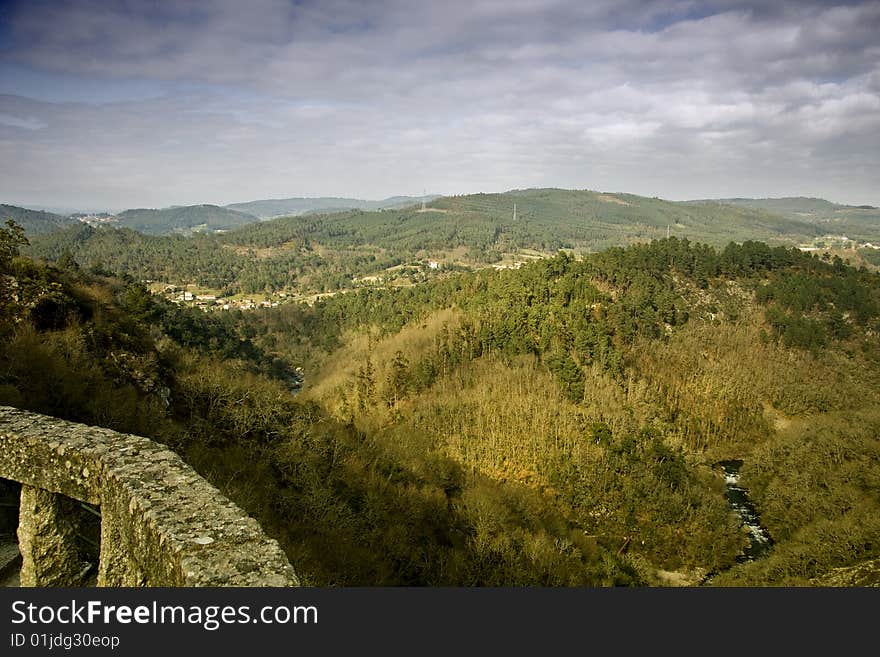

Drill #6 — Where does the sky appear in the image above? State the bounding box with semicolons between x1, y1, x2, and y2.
0;0;878;211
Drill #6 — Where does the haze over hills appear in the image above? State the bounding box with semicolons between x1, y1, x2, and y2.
224;195;440;219
0;202;262;236
6;0;880;598
8;184;880;589
214;187;854;262
699;196;877;213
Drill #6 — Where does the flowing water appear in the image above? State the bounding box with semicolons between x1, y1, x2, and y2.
699;460;773;585
718;460;773;563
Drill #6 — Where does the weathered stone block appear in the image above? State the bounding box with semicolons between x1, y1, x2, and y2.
0;406;299;587
18;486;85;587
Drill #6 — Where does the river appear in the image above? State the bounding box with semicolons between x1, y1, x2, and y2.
718;459;774;563
698;460;773;585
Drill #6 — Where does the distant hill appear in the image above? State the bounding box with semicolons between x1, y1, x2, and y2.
220;187;822;254
28;187;853;295
0;204;79;236
225;195;439;219
115;204;259;235
691;197;880;241
699;197;847;214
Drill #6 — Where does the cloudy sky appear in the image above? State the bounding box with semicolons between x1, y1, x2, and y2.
0;0;878;211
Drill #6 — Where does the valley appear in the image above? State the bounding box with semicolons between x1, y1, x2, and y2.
2;194;879;586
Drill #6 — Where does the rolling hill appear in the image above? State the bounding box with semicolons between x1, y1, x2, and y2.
0;204;80;236
220;188;825;256
114;204;259;235
27;188;840;295
691;197;880;242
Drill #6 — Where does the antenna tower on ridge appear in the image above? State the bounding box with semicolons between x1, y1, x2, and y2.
513;203;517;221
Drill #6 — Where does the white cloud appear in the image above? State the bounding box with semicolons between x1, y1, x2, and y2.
0;0;878;207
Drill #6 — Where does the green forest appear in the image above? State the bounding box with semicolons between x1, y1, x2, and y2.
113;204;260;235
0;204;79;236
3;208;879;586
27;188;862;297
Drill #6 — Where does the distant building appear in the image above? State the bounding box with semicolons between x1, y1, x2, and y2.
427;261;440;270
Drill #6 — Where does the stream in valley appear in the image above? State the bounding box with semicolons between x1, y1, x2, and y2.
718;460;774;563
700;460;773;585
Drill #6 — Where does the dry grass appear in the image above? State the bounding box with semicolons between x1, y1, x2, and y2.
595;193;631;206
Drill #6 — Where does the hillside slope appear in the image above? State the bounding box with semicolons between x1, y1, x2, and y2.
0;204;79;236
115;204;259;235
27;188;838;295
222;187;825;254
256;237;880;585
694;197;880;242
9;213;880;586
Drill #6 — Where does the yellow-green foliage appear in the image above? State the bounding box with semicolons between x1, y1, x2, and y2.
136;255;880;584
172;342;627;586
631;310;880;454
173;351;301;446
9;230;880;586
302;313;746;574
0;323;172;439
412;355;584;484
634;321;771;451
303;307;462;415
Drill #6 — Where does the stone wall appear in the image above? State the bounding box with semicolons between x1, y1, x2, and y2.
0;406;299;587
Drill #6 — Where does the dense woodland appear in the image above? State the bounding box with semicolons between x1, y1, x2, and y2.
4;207;879;586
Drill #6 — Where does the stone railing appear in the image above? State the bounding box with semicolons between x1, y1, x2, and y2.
0;406;299;587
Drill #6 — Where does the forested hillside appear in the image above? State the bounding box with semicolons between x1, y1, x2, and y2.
115;204;260;235
6;213;879;586
0;204;79;236
700;197;880;243
220;188;823;255
25;188;832;296
258;238;880;586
